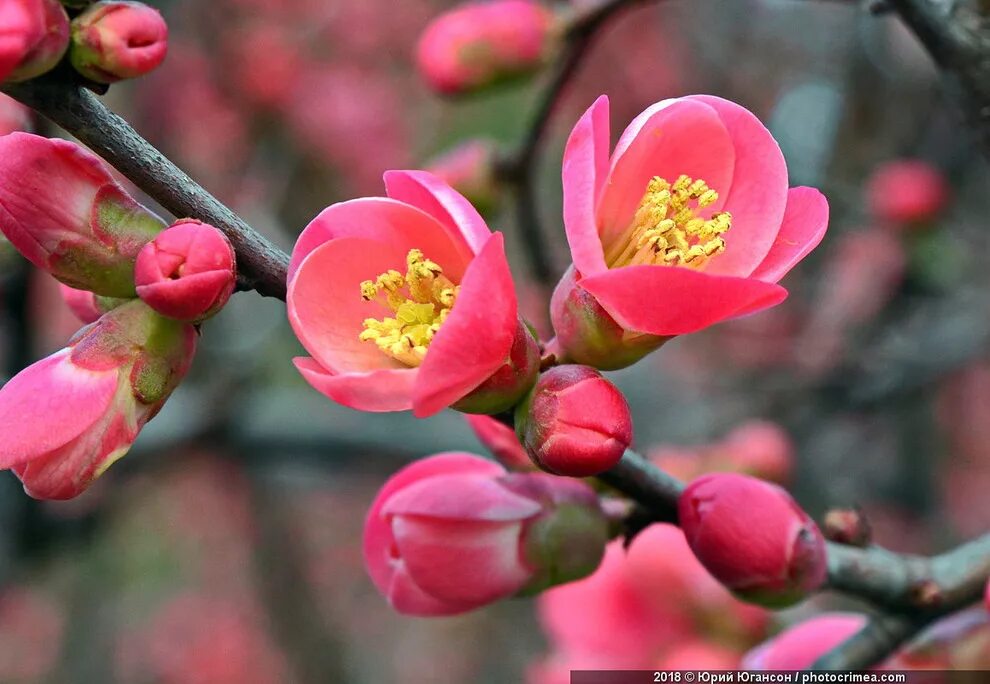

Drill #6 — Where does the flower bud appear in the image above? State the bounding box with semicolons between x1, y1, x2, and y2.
866;159;948;226
0;133;166;297
678;473;827;607
0;0;70;84
823;507;872;547
550;266;667;371
58;283;126;324
515;365;632;477
425;140;501;216
363;452;607;616
416;0;556;95
0;300;196;499
742;613;867;669
134;219;236;323
464;414;535;471
69;1;168;84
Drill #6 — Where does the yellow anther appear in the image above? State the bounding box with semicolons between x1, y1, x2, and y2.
358;249;461;367
603;174;732;269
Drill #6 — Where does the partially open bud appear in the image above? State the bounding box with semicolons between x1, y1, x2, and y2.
742;613;868;669
425;140;501;216
416;0;556;95
0;300;196;499
550;266;668;371
866;159;948;227
0;133;166;297
58;283;126;324
134;219;236;323
363;452;607;616
464;414;535;471
678;473;827;607
69;1;168;84
515;365;632;477
0;0;70;84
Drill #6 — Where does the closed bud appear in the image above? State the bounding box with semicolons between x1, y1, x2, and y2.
742;613;868;669
0;0;70;84
0;300;196;499
550;266;667;371
515;364;632;477
866;159;948;226
58;283;126;324
69;1;168;84
678;473;827;607
425;140;501;216
0;133;166;297
363;452;607;616
416;0;556;95
134;219;236;323
464;414;535;471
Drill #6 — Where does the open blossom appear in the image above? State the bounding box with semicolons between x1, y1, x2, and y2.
742;613;867;669
134;219;236;323
678;473;827;607
0;133;166;297
69;1;169;84
416;0;556;95
0;300;196;499
363;452;608;616
0;0;70;84
288;170;539;417
550;95;829;369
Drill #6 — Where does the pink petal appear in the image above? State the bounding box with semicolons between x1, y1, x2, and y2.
685;95;789;277
579;265;787;337
562;95;611;276
383;473;541;521
288;237;410;373
287;197;469;284
364;453;506;611
383;170;489;256
0;349;119;469
385;558;477;616
597;98;735;248
412;233;517;417
750;187;829;282
293;357;416;413
392;516;532;607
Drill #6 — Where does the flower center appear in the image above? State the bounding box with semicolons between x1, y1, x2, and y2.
604;175;732;269
358;249;460;367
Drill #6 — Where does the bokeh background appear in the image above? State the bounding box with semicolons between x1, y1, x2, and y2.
2;0;990;681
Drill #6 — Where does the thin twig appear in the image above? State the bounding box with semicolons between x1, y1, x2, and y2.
2;72;291;300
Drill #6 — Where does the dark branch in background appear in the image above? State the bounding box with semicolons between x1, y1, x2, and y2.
887;0;990;159
496;0;654;284
2;72;291;300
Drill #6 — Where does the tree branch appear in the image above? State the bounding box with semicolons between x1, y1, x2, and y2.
886;0;990;158
2;72;291;300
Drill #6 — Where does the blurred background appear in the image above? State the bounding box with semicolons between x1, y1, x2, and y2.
2;0;990;681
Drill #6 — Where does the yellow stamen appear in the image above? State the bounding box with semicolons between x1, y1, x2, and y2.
604;175;732;269
359;249;460;367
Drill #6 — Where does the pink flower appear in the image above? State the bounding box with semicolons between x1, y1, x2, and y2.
656;641;741;670
0;133;166;297
678;473;827;607
416;0;556;95
58;283;125;324
742;613;867;669
0;0;70;84
866;159;948;226
464;414;535;471
134;219;236;322
551;95;829;369
516;364;632;477
0;300;196;499
718;420;794;484
425;139;501;215
363;452;607;616
288;170;539;417
69;1;169;84
0;94;32;135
